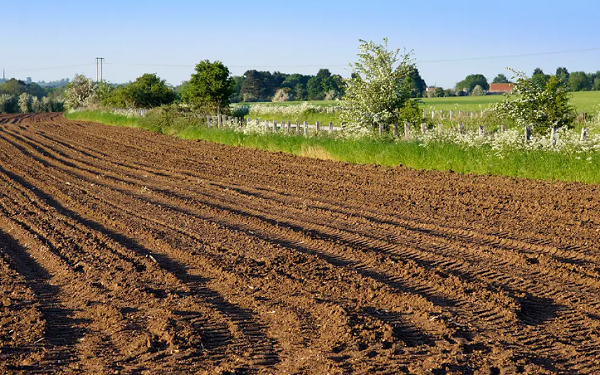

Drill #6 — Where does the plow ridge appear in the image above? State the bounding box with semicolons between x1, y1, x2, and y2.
0;113;599;373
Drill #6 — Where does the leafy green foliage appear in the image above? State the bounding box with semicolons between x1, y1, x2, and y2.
182;60;232;114
340;38;420;133
123;73;176;108
456;74;489;93
64;74;98;110
492;74;510;84
494;68;576;134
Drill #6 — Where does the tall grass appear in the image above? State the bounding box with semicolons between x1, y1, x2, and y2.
64;110;600;184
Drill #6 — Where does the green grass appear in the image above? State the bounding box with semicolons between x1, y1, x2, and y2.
65;110;600;185
235;91;600;124
66;110;140;128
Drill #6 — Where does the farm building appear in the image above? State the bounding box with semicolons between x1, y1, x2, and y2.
488;83;514;94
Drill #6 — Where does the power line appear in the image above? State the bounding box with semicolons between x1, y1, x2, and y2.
417;47;600;64
5;63;95;74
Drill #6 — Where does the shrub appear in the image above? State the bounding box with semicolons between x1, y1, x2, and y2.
494;68;576;134
272;88;291;102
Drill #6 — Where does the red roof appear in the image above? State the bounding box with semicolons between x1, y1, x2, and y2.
489;83;513;93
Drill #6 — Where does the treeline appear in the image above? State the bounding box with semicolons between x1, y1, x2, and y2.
0;78;65;114
227;67;427;102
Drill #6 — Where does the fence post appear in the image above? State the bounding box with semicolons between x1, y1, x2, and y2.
458;123;465;133
479;125;485;136
379;123;384;135
265;120;269;132
329;122;334;133
423;109;427;119
501;124;507;132
450;110;454;120
287;120;291;133
273;120;278;132
217;113;222;128
438;123;443;134
459;110;464;117
206;116;211;128
393;123;398;138
296;120;300;134
525;126;532;142
404;122;411;139
316;121;320;133
431;110;435;120
304;121;309;136
550;126;557;147
421;122;427;135
581;127;588;141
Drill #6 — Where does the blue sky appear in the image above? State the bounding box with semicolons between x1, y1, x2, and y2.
2;0;599;88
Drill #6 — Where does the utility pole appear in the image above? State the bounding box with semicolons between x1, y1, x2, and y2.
100;57;104;83
96;57;104;83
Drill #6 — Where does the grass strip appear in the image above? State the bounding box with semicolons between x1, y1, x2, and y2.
65;111;600;184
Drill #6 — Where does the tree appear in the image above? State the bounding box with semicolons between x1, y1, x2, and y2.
470;85;485;96
340;38;418;133
568;71;591;91
456;74;488;93
492;74;510;84
306;76;323;100
182;60;232;113
531;68;550;88
408;68;427;97
294;83;306;101
494;68;575;134
272;88;292;102
555;67;569;85
240;70;267;102
63;74;97;110
0;94;17;114
124;73;176;108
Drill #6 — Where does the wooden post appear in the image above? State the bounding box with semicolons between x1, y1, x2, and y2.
431;110;435;120
501;124;507;132
304;121;309;136
264;120;269;132
550;127;557;147
217;113;222;127
459;110;464;117
458;123;465;133
438;123;443;134
206;116;211;128
329;122;334;133
404;122;411;139
273;120;278;132
581;127;588;141
316;121;320;132
296;120;300;134
450;110;454;120
525;126;532;142
287;120;291;133
470;112;474;119
421;122;427;135
479;125;485;136
379;123;384;135
393;123;398;138
423;109;427;119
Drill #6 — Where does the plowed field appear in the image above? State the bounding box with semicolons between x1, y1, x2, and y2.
1;113;599;374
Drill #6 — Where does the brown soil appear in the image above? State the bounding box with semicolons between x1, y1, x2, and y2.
0;113;599;374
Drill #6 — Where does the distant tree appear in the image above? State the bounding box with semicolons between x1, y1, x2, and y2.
594;71;600;91
444;88;456;97
306;76;324;100
18;93;32;113
531;68;550;88
555;67;569;85
229;75;245;103
568;71;591;91
0;79;28;97
471;85;485;96
272;87;292;102
0;94;17;113
492;74;510;84
293;83;306;101
340;38;419;132
240;70;267;102
455;74;488;93
408;68;427;97
182;60;232;113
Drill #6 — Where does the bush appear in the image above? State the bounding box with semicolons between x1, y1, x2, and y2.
272;88;291;102
494;68;576;134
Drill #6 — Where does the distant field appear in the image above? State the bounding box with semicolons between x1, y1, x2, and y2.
237;91;600;122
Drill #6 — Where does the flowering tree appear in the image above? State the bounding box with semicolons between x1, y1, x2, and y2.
340;38;419;133
64;74;98;110
494;68;575;134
